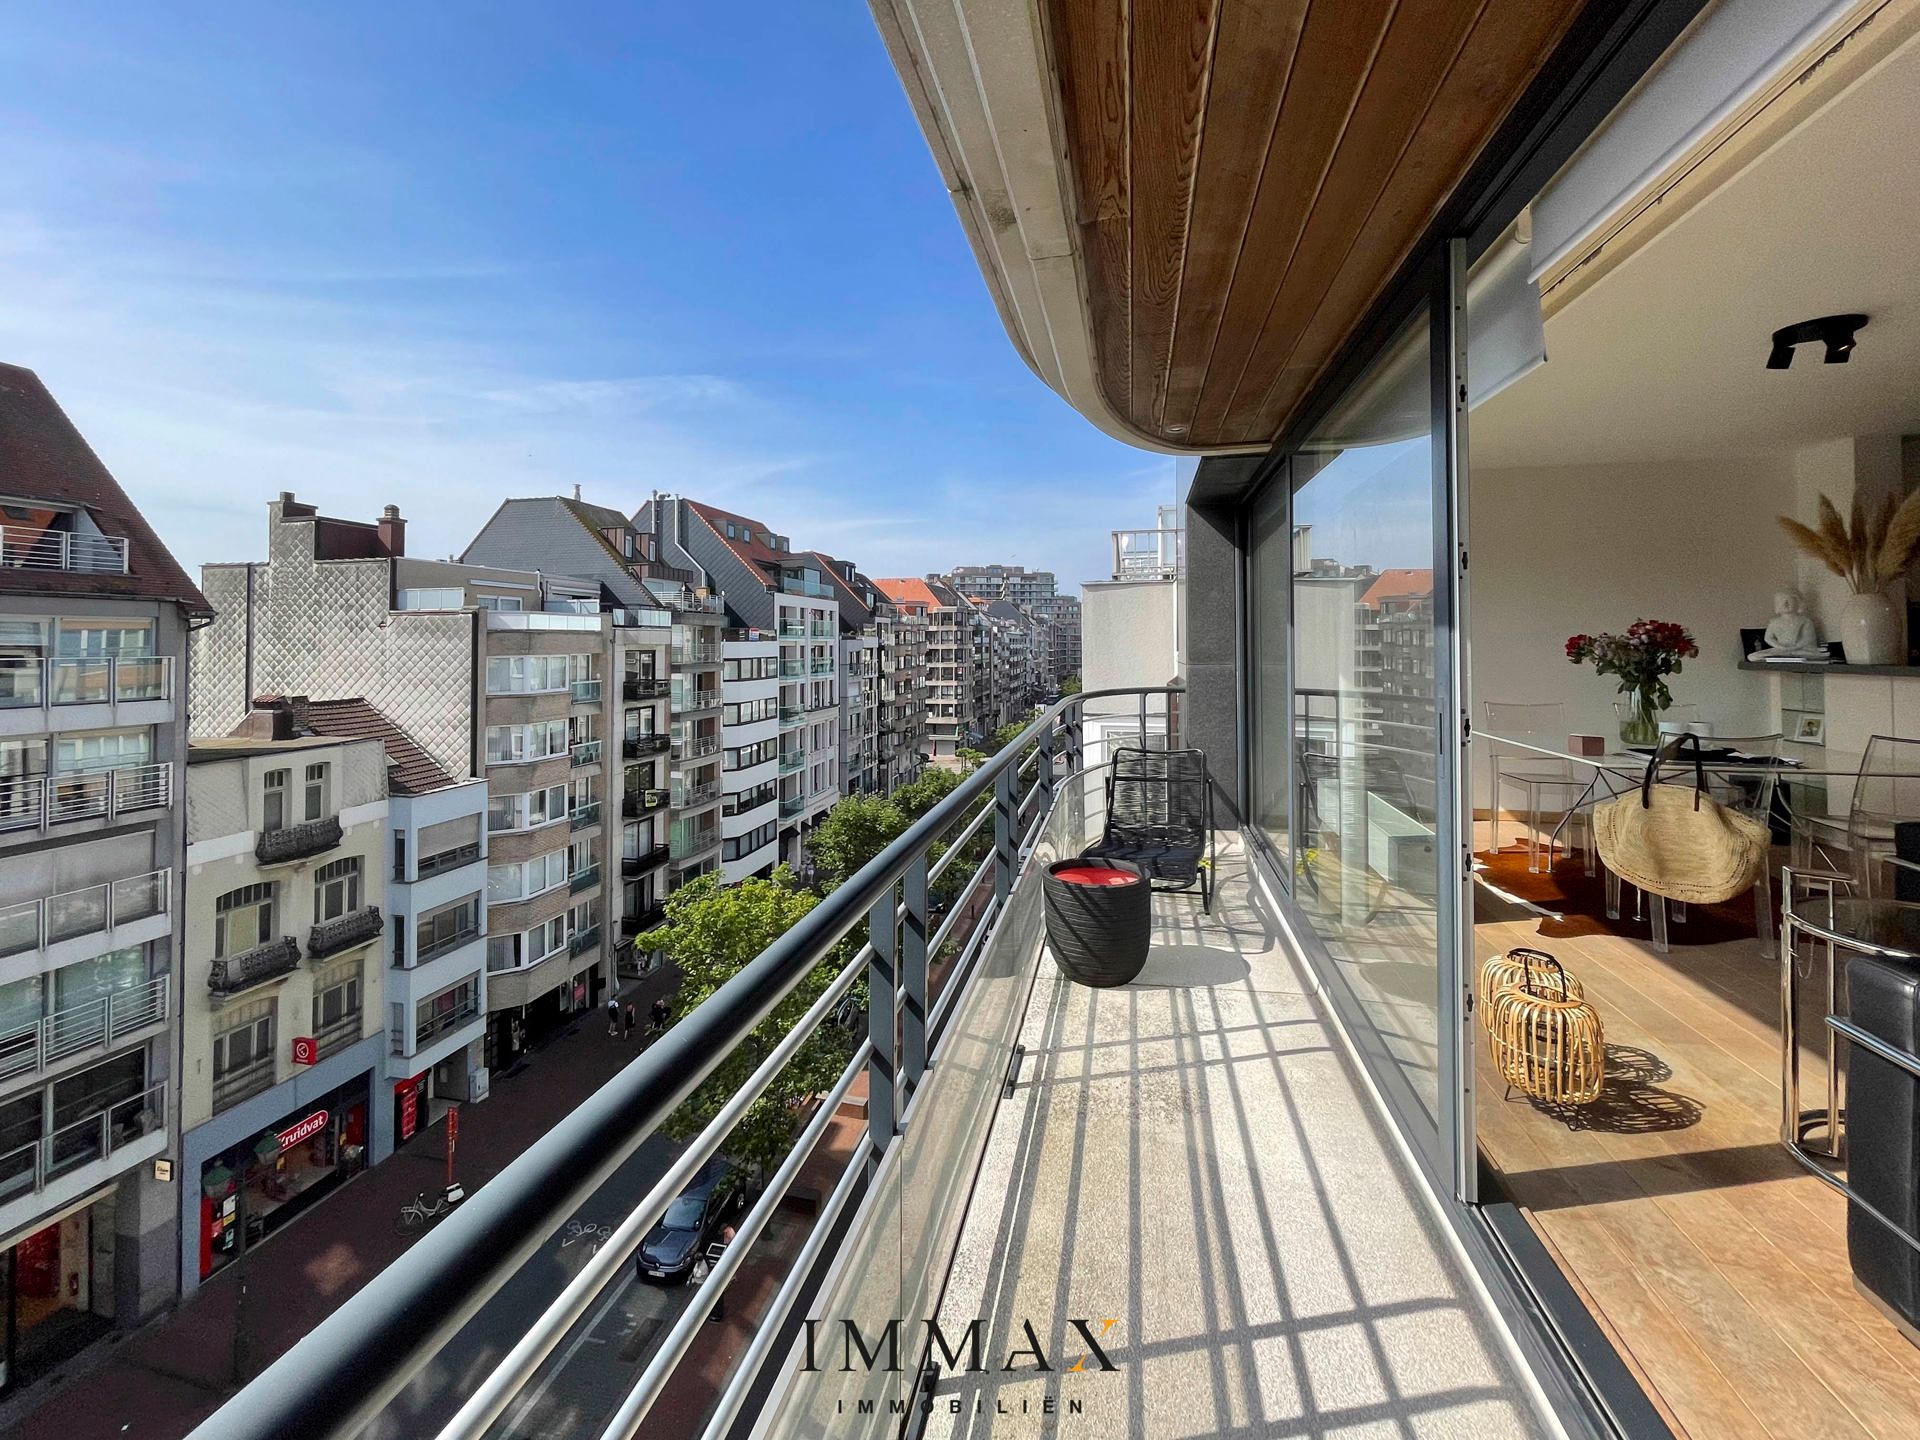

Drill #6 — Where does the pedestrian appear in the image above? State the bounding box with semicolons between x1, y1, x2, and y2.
606;997;620;1038
650;996;670;1034
623;1001;636;1038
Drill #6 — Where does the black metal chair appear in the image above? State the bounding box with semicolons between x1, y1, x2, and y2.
1081;746;1215;913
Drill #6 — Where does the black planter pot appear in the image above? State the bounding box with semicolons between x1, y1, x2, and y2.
1044;860;1151;988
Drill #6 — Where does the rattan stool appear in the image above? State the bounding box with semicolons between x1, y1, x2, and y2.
1477;946;1583;1031
1485;949;1605;1104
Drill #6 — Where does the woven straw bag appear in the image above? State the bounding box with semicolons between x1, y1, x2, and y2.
1594;734;1770;905
1484;949;1605;1105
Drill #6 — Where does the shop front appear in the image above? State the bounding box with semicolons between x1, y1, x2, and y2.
0;1189;116;1392
197;1075;369;1282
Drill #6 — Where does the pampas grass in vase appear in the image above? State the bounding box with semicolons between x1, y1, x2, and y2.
1778;491;1920;664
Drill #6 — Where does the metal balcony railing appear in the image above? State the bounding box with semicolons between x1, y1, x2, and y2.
569;739;601;767
0;867;169;961
0;976;170;1083
620;844;669;878
314;1011;363;1061
620;903;667;940
777;706;803;728
0;1080;167;1205
672;781;720;809
669;643;720;666
670;687;720;714
569;802;601;830
413;926;480;966
307;906;383;960
669;734;719;761
0;525;130;575
622;788;667;818
212;1055;276;1113
622;733;669;758
0;762;173;834
413;1001;482;1050
208;936;302;997
185;688;1176;1440
414;842;482;880
568;863;601;894
777;751;804;774
257;815;343;866
777;795;805;819
622;676;671;701
566;924;600;957
0;654;175;710
570;679;602;704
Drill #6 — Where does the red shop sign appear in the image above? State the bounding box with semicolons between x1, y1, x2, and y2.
290;1036;318;1066
277;1110;329;1150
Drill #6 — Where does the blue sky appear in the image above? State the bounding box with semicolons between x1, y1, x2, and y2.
0;5;1171;590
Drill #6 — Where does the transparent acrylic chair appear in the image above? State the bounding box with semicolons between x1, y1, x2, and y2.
1483;701;1590;873
1792;735;1920;900
1611;700;1704;738
1604;731;1782;957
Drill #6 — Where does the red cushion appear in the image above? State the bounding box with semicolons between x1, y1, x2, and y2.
1053;865;1140;887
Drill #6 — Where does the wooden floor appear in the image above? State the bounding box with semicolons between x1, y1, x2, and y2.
1476;846;1920;1438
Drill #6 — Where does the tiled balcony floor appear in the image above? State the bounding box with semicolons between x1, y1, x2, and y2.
928;838;1549;1439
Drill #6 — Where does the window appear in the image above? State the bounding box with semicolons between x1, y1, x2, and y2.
484;720;568;764
263;768;289;833
723;822;778;862
723;697;779;726
303;762;328;821
54;728;150;772
722;656;777;682
212;1000;274;1110
486;850;567;903
312;960;363;1045
54;621;153;658
723;738;780;772
622;821;654;858
313;856;363;921
486;917;566;973
723;780;777;817
487;783;568;832
415;976;480;1043
414;894;480;963
485;655;569;694
397;587;464;611
214;883;275;957
568;839;595;877
475;593;524;612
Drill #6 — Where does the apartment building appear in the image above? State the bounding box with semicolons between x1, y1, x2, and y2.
716;629;779;882
636;497;839;872
810;555;883;799
0;365;204;1387
875;596;927;791
1029;594;1081;688
874;577;974;763
457;496;727;934
950;562;1080;688
178;726;392;1296
190;495;620;1078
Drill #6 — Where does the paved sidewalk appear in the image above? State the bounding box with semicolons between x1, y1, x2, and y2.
0;972;679;1440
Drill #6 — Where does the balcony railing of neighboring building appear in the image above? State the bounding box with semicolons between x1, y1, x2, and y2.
622;676;671;701
185;685;1179;1440
610;607;674;630
0;976;170;1083
570;678;603;704
777;795;805;820
669;642;721;666
569;802;602;831
208;936;302;998
802;695;835;713
668;828;719;863
413;841;482;882
623;788;667;818
566;923;600;958
621;845;670;878
485;612;601;633
0;1080;167;1204
314;1010;363;1062
808;658;833;675
0;762;173;835
412;999;482;1051
212;1053;276;1113
414;925;480;966
777;658;803;679
669;592;726;616
672;781;721;810
0;654;176;711
777;751;804;775
1111;526;1185;581
568;863;601;894
670;734;720;762
776;623;806;641
623;733;670;759
257;814;344;866
0;867;170;962
307;906;383;961
569;739;602;767
777;706;803;729
670;688;721;716
0;525;130;575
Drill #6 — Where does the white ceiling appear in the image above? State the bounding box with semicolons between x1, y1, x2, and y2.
1473;27;1920;470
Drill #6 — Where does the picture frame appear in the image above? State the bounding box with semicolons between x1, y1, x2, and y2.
1793;713;1826;745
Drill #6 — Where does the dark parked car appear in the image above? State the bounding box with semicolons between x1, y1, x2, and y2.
634;1157;745;1282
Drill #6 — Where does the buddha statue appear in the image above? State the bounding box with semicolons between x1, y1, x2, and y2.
1747;588;1825;659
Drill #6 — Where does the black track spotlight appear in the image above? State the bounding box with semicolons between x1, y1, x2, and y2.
1767;313;1869;369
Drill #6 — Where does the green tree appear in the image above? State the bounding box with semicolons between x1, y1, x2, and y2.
638;868;856;1178
806;792;908;892
1061;675;1082;696
894;765;966;821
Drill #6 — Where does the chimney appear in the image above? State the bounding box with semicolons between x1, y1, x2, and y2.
240;694;296;740
377;505;406;557
573;482;583;501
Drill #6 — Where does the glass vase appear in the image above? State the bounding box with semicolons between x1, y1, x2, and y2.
1618;689;1661;747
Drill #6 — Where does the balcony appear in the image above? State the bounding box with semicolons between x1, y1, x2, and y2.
777;751;805;774
623;676;671;701
0;976;169;1084
569;738;602;767
620;844;669;878
809;622;834;638
623;733;670;759
777;706;804;729
307;905;383;960
566;924;600;958
314;1010;363;1061
568;802;602;831
0;867;170;962
413;926;479;966
569;678;603;704
0;1081;167;1213
622;788;667;818
778;658;803;679
777;795;805;819
0;525;129;575
669;643;720;666
609;607;673;630
621;901;667;937
668;828;718;863
802;695;836;713
777;623;806;640
672;781;720;809
412;1001;482;1051
670;687;720;715
208;936;302;997
0;654;174;713
256;815;343;866
568;863;601;894
0;762;172;835
670;733;720;762
413;841;482;881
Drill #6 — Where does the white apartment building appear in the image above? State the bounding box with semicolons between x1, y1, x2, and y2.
718;632;780;882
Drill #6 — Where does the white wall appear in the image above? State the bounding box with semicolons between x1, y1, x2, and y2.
1082;579;1180;694
1469;454;1797;804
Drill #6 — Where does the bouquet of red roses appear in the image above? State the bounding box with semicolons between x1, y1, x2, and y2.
1565;619;1698;712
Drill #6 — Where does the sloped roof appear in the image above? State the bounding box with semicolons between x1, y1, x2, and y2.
685;500;791;580
808;551;874;626
0;363;211;613
301;698;458;795
1359;568;1435;610
875;577;943;611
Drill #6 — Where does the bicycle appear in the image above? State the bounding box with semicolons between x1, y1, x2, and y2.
396;1183;465;1233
